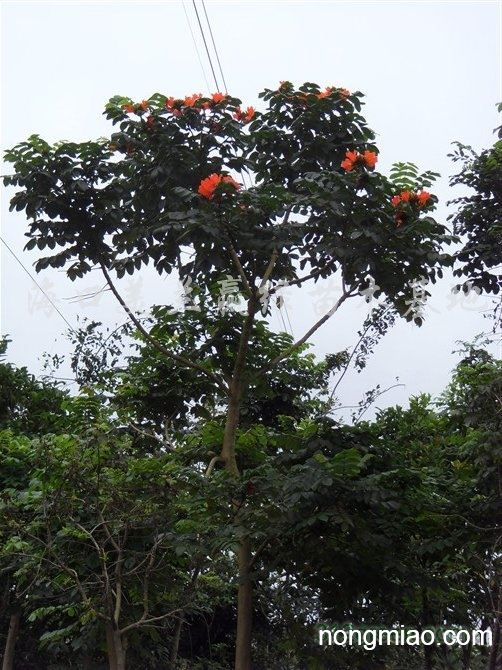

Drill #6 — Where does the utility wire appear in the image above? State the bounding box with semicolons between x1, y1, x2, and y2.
283;302;295;338
181;0;211;93
198;2;251;189
0;235;75;332
186;1;291;336
195;0;250;190
191;0;220;91
201;0;228;94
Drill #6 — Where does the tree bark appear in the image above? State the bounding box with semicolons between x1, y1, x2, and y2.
169;613;185;669
219;298;256;670
113;629;126;670
105;622;118;670
235;537;253;670
2;611;20;670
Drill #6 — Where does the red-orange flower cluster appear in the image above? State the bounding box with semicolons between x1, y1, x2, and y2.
123;100;150;114
234;106;255;123
341;149;378;172
198;173;241;199
278;83;350;103
184;93;202;107
165;97;180;110
391;190;432;208
317;87;334;99
391;190;432;227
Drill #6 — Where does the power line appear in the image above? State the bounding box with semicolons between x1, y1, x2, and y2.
201;0;228;94
184;2;291;339
186;2;250;188
283;302;295;338
0;235;75;332
181;0;211;92
194;2;250;190
278;305;289;336
191;0;220;91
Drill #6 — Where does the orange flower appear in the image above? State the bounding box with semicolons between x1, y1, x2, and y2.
198;174;221;199
234;106;255;123
341;149;377;172
318;86;334;99
198;173;241;199
139;100;149;111
123;104;135;114
362;150;377;169
211;92;226;104
341;149;359;171
184;93;202;107
339;88;350;99
392;190;433;209
417;191;432;208
165;97;177;110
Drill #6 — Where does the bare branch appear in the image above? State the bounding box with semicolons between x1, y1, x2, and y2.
129;423;174;451
100;263;228;394
119;607;185;635
260;248;280;288
226;241;253;297
259;290;355;375
328;303;394;403
267;258;338;296
205;455;224;477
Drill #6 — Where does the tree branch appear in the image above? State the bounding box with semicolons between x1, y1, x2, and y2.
119;608;185;635
100;263;228;393
260;248;280;288
226;240;253;297
205;455;224;477
259;290;355;375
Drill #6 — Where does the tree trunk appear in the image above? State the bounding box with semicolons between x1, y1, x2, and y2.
105;622;118;670
235;537;253;670
169;613;184;669
2;611;20;670
113;629;126;670
219;298;256;670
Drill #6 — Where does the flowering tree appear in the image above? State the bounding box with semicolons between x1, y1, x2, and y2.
4;81;476;669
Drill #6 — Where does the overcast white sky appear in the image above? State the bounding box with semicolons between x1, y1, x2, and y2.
1;0;501;415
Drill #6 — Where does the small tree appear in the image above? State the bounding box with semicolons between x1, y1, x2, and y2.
448;134;502;311
5;81;480;668
1;392;237;670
